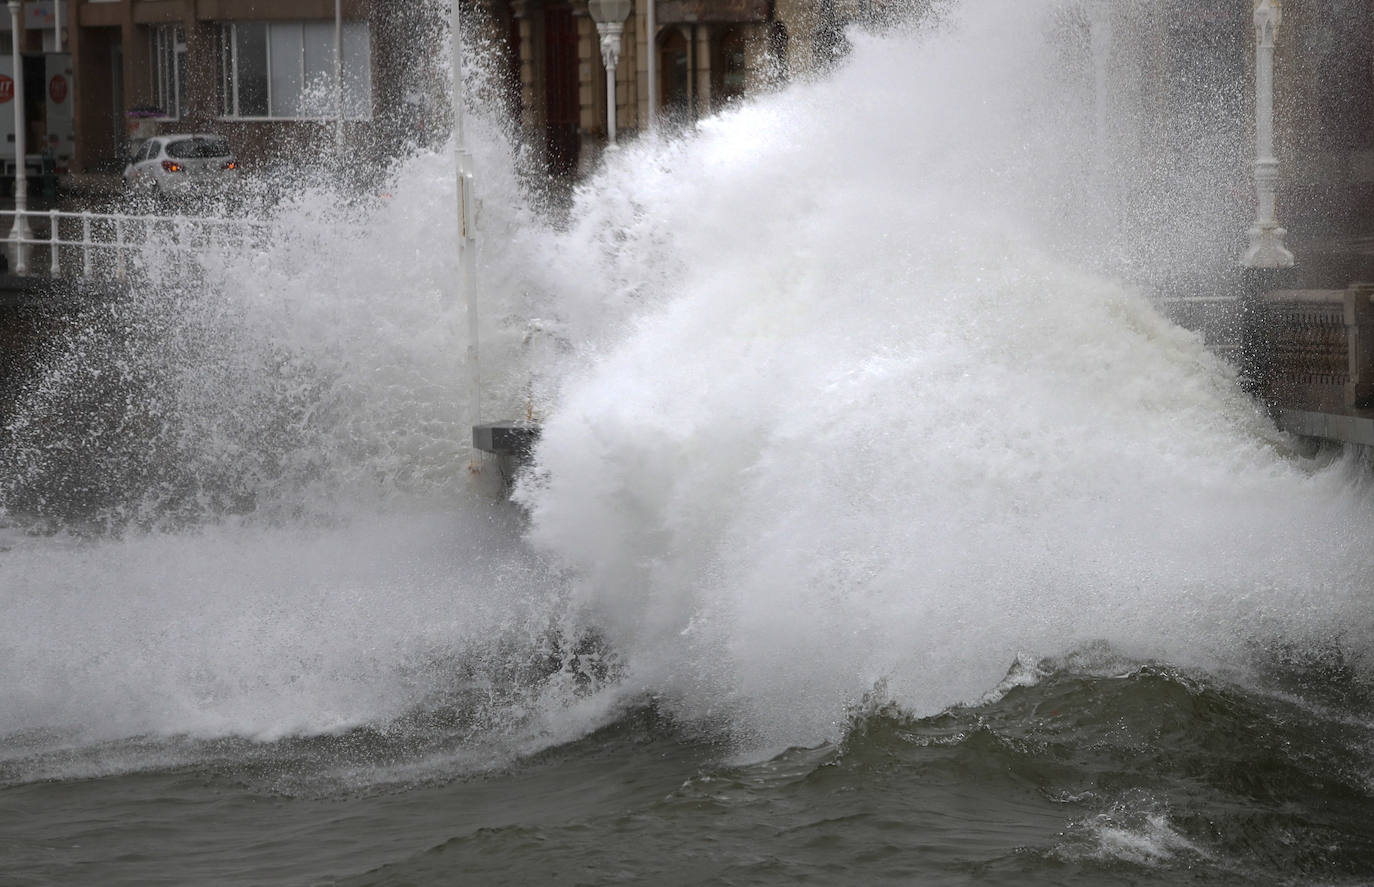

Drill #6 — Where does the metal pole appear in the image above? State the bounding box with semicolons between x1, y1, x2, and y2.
80;211;90;277
1242;0;1293;268
452;0;481;430
8;0;30;274
334;0;343;153
645;0;656;135
54;0;62;53
596;23;625;149
48;207;57;275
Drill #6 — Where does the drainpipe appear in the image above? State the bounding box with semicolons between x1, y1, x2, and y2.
645;0;656;134
689;24;697;121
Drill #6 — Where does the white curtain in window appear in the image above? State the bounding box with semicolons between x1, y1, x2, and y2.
341;22;371;118
301;21;335;116
269;22;304;117
224;20;370;119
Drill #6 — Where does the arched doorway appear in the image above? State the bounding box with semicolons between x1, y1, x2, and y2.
711;26;747;105
658;28;690;127
543;3;580;176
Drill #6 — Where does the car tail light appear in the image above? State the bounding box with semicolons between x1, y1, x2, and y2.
162;160;182;173
222;160;238;170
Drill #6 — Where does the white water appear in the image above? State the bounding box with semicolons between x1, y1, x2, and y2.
2;2;1372;757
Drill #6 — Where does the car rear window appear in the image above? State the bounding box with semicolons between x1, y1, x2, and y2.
166;138;231;159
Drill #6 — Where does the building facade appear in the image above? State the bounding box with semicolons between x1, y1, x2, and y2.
491;0;867;176
32;0;1374;226
58;0;440;173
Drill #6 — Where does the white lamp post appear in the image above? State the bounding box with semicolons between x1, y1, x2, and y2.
333;0;343;153
452;0;481;430
7;0;29;274
588;0;632;150
1242;0;1293;268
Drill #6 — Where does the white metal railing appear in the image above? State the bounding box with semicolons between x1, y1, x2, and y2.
0;209;272;281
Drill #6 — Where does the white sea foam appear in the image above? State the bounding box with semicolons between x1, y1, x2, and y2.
1;1;1371;758
515;2;1374;748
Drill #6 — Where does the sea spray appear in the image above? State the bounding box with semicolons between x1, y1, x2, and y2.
0;0;1368;761
515;2;1374;748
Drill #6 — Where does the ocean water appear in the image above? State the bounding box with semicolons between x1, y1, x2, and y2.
4;2;1374;885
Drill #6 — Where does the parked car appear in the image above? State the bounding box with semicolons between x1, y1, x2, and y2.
123;134;240;199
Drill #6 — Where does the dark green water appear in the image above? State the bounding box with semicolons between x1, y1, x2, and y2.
5;656;1372;886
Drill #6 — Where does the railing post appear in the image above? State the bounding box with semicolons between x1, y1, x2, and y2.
10;209;26;275
115;216;125;279
175;217;188;279
81;212;91;277
48;209;60;276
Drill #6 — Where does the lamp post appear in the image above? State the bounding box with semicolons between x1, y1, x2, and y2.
588;0;632;150
452;0;481;431
7;0;29;274
1242;0;1293;268
334;0;343;154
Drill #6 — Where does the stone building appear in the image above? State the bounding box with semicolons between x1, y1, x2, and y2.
41;0;864;176
54;0;440;173
30;0;1374;233
485;0;870;175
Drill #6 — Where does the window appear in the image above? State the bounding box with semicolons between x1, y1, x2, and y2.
151;25;186;118
220;20;371;120
166;136;231;159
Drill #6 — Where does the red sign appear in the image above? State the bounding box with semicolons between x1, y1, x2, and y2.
0;75;13;104
49;74;67;104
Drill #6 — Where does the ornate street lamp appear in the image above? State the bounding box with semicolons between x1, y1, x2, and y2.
1242;0;1293;268
7;0;29;274
588;0;632;149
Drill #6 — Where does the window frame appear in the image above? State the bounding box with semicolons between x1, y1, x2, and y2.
150;24;186;120
218;20;373;123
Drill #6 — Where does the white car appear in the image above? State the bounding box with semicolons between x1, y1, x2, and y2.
123;134;240;198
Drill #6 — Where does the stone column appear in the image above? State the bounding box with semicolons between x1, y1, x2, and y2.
1242;0;1294;268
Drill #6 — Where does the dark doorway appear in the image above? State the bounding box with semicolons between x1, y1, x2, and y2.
712;27;747;106
658;28;689;127
543;4;579;177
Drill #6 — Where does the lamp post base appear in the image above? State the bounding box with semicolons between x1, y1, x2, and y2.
1241;222;1294;269
8;216;32;275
